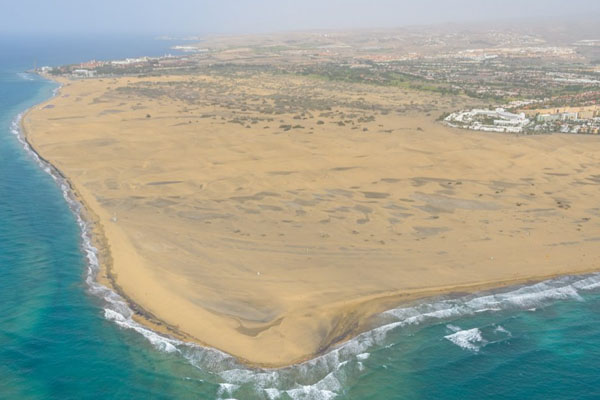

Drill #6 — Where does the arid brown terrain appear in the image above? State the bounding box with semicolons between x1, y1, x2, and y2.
24;64;600;366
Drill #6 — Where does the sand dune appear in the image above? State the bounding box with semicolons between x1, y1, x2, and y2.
23;73;600;367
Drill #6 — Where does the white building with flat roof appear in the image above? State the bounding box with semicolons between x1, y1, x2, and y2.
72;69;95;78
445;108;530;133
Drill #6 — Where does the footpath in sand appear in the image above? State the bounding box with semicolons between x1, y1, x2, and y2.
24;73;600;367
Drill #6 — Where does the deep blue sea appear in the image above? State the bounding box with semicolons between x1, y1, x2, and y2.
2;35;600;400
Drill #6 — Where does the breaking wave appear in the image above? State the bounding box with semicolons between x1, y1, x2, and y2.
445;327;484;352
444;323;511;352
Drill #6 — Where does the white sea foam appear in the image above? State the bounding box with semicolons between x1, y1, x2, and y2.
217;383;240;397
264;388;281;400
494;325;511;336
445;322;515;352
573;276;600;291
11;81;600;399
286;386;337;400
445;328;485;352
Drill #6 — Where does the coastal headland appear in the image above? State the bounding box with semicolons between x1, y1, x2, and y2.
22;32;600;366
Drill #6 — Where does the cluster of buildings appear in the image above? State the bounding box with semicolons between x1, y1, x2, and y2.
445;106;600;135
523;106;600;120
47;59;109;77
41;54;193;79
444;108;531;133
456;46;579;60
374;40;599;101
171;45;208;53
524;106;600;134
72;68;96;78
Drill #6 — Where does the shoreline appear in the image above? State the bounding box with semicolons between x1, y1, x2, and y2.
18;73;600;369
17;76;206;348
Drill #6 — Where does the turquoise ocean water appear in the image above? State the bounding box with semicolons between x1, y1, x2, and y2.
1;36;600;400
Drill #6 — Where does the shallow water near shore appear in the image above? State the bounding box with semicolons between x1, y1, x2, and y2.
2;37;600;400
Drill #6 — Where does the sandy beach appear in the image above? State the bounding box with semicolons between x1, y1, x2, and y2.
22;72;600;367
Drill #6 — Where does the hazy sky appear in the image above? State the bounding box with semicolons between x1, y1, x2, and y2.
2;0;600;35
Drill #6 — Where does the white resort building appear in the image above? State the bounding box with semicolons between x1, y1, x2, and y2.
445;108;530;133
